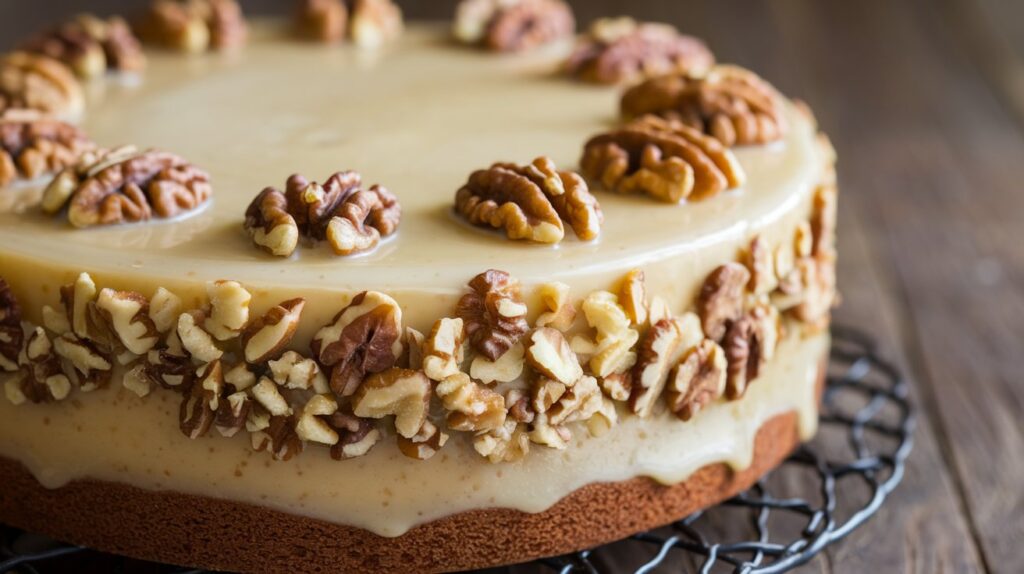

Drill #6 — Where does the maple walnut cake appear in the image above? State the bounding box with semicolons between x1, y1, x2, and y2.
0;1;837;572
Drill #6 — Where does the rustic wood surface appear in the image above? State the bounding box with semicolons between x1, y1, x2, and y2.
3;1;1022;573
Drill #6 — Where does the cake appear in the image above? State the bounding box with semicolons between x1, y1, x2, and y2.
0;2;838;572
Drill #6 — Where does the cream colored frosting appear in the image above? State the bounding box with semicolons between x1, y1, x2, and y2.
0;22;830;536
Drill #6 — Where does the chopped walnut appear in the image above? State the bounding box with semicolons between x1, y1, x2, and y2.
41;147;213;228
324;181;402;256
149;287;182;334
295;393;341;445
122;364;152;398
697;262;751;342
742;235;776;295
0;52;84;117
251;376;293;417
251;415;304;461
93;289;160;355
618;269;648;325
564;17;714;85
402;326;425;370
215;387;253;437
599;371;631;402
177;310;223;363
349;0;404;48
587;395;618;437
0;278;23;373
351;367;431;438
791;255;837;330
454;0;575;53
570;290;639;378
723;304;779;399
525;327;583;386
436;372;506;432
142;331;194;391
311;291;403;397
244;188;300;257
13;327;72;403
622;65;787;147
142;0;248;53
296;0;348;43
397;420;449;460
647;295;672;325
203;280;252;341
534;281;576;331
469;341;524;384
268;350;329;394
0;111;95;187
326;406;381;460
811;182;838;259
666;338;726;421
505;388;535;423
581;115;745;203
52;332;112;391
422;317;466;381
546;374;603;426
179;359;224;439
629;313;702;417
457;269;529;361
22;15;146;79
455;157;602;243
241;298;304;363
474;418;530;463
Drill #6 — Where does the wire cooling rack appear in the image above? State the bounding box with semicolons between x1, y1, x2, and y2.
0;325;915;574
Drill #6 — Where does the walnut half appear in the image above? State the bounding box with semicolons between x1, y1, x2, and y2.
0;111;95;188
0;52;84;118
454;0;575;53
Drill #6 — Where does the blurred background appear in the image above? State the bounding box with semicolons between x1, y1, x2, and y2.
2;1;1023;573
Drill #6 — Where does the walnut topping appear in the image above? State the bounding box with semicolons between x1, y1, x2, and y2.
0;278;23;373
41;147;213;228
349;0;404;48
422;318;466;382
203;280;252;342
599;371;631;402
0;111;94;188
618;269;648;325
295;394;341;445
436;372;506;432
525;327;583;386
811;182;838;259
666;338;726;421
12;327;72;404
0;52;84;117
214;388;253;437
723;304;779;399
241;298;304;364
790;255;837;329
296;0;348;43
534;281;576;332
457;269;529;361
142;0;248;53
122;364;151;398
455;157;602;243
244;188;300;257
94;289;159;355
311;291;403;397
252;415;304;461
564;17;714;85
268;350;329;394
622;65;787;147
351;368;430;439
742;235;776;295
469;341;524;384
474;418;530;463
629;313;702;418
177;310;223;363
327;407;381;460
179;359;224;439
402;327;425;370
454;0;575;53
251;377;293;417
22;15;146;79
149;287;182;334
570;290;639;378
697;262;751;342
581;115;745;203
143;332;194;391
53;332;112;392
545;374;603;426
397;419;449;460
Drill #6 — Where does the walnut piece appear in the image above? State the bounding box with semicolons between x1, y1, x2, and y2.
474;418;530;463
349;0;404;48
326;406;381;460
241;298;304;364
581;115;745;203
296;0;348;43
666;338;726;421
142;331;195;391
622;65;787;147
244;188;300;257
142;0;248;53
311;291;403;397
0;111;95;188
570;290;639;378
93;289;160;355
564;17;714;85
456;157;602;243
268;350;329;393
723;304;779;399
456;269;529;361
436;372;506;432
742;235;776;295
629;313;702;417
454;0;574;53
525;327;583;386
351;367;430;438
295;393;341;445
469;341;524;384
22;15;146;79
397;419;449;460
618;269;648;325
0;52;84;117
422;317;465;381
12;327;72;404
0;278;23;373
53;332;112;392
251;415;304;461
204;280;252;341
534;281;576;331
697;262;751;342
42;147;213;228
179;359;224;439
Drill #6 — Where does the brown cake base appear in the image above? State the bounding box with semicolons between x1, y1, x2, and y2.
0;363;824;573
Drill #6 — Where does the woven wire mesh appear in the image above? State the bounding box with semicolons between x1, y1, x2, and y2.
0;325;914;574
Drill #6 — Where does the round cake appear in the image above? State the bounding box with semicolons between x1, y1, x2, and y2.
0;3;837;572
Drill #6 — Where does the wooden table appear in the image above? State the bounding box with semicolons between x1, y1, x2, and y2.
3;1;1021;572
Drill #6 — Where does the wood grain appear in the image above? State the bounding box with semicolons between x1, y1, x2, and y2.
3;0;1023;572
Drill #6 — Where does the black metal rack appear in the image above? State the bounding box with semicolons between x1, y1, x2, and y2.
1;326;915;574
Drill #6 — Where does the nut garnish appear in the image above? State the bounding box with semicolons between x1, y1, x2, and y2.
22;15;146;78
469;341;524;384
455;157;602;243
791;256;837;329
204;280;252;341
349;0;404;48
436;372;506;432
697;262;751;341
811;182;838;259
742;235;776;295
244;187;300;257
618;269;648;325
295;393;341;445
422;317;466;381
311;291;403;397
94;289;160;355
0;52;84;117
581;115;744;203
666;338;726;421
0;111;94;187
723;304;779;399
525;327;583;386
622;65;787;147
397;419;449;460
402;326;425;370
570;290;639;378
296;0;348;43
0;278;23;373
474;418;530;463
149;287;182;334
251;415;304;461
177;310;223;363
457;269;529;361
42;147;213;228
534;281;576;331
267;350;329;393
564;17;714;85
454;0;574;52
142;331;194;391
629;313;702;417
142;0;248;53
351;367;430;439
179;359;224;439
326;406;381;460
241;298;304;364
214;386;253;437
53;332;112;392
13;327;72;403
